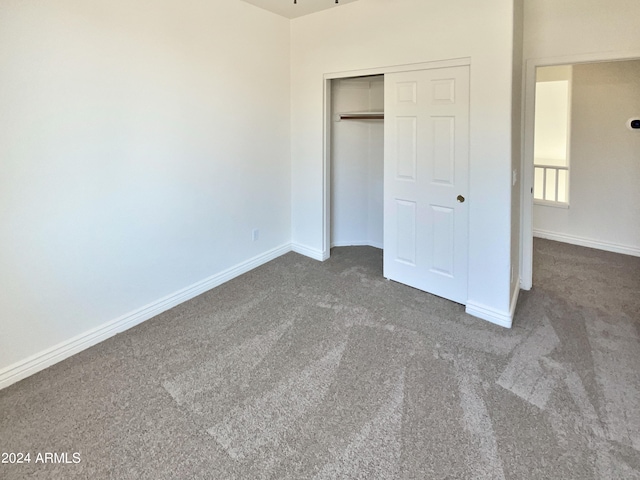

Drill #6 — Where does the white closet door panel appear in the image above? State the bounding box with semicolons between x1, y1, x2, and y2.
384;66;470;304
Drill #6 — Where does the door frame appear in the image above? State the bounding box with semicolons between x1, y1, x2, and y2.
520;50;640;290
321;57;471;259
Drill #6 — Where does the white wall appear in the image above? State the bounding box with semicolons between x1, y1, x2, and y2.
524;0;640;61
534;60;640;254
0;1;291;376
331;76;383;249
291;0;519;318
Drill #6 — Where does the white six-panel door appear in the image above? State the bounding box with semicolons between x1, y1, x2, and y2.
383;66;470;304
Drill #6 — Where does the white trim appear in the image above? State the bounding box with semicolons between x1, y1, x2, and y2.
534;199;569;209
534;229;640;257
291;243;329;261
466;301;513;329
331;241;383;249
0;243;292;391
510;281;520;324
323;57;472;80
520;50;640;292
323;78;332;259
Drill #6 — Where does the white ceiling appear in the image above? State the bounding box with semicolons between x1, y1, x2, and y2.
240;0;359;19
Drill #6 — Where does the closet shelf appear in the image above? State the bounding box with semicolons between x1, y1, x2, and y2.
336;112;384;121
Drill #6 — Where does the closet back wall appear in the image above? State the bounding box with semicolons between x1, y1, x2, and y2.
331;76;384;249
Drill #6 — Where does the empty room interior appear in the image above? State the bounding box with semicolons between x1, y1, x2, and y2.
1;1;639;478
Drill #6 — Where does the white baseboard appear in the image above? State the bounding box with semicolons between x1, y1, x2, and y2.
331;241;384;249
534;229;640;257
0;243;292;391
520;276;532;291
466;300;513;329
291;243;329;261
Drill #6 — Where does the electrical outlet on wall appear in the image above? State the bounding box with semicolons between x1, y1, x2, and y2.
252;229;259;241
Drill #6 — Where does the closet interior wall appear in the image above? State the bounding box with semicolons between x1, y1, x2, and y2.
330;75;384;249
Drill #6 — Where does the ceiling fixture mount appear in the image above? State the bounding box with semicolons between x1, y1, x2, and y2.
294;1;339;3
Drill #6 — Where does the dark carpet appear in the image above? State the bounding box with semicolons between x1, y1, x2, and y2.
1;239;639;479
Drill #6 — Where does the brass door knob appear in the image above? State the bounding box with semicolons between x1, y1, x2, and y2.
457;195;465;203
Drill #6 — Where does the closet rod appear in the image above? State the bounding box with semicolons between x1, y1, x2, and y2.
337;113;384;121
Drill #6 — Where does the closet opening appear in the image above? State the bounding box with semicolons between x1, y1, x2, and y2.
323;59;471;314
329;75;385;256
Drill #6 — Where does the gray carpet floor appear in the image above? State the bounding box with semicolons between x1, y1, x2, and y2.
1;239;639;479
